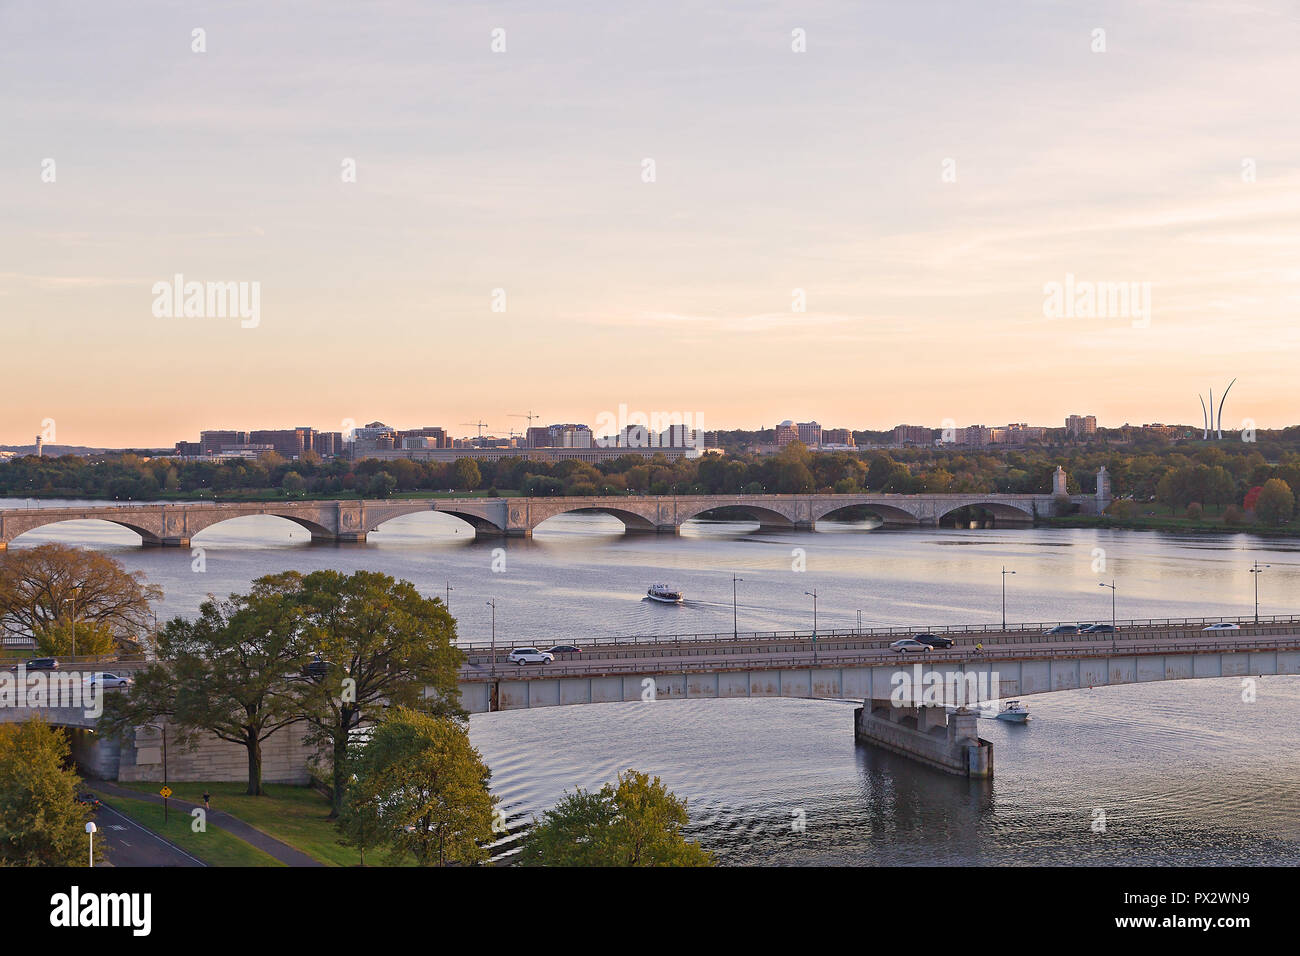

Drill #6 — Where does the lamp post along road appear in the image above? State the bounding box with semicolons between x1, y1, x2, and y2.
1001;566;1016;630
486;600;497;679
1099;580;1117;650
805;589;818;662
732;574;743;641
1250;562;1269;624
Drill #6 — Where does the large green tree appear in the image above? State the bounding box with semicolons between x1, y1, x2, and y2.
341;707;496;866
100;578;307;795
518;769;713;867
0;718;96;866
287;570;465;816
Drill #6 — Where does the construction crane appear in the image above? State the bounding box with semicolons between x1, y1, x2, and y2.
509;411;541;447
459;420;489;440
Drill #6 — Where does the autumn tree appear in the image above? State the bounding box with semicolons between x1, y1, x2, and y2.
33;619;119;658
341;707;496;867
0;718;96;866
518;769;713;867
0;544;161;650
1255;478;1295;527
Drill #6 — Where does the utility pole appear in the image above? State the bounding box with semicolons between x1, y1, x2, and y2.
732;574;743;640
445;581;454;611
1250;561;1270;623
1001;566;1016;630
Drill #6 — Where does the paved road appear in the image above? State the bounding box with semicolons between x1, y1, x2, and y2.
461;630;1300;680
94;780;323;867
90;801;205;867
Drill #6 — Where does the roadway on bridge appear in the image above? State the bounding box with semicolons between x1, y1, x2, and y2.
459;628;1298;681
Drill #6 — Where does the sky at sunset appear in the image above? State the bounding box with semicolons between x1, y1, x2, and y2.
3;0;1299;447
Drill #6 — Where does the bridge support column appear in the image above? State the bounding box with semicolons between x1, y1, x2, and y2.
161;537;190;548
854;699;993;777
917;516;938;528
334;532;368;544
505;528;532;538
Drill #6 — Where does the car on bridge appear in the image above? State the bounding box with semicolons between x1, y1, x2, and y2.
1202;623;1241;631
890;639;933;654
8;657;58;672
82;672;132;689
507;647;555;665
547;644;582;655
914;633;955;648
1044;625;1080;635
1080;624;1118;634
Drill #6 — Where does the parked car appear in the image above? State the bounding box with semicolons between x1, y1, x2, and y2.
83;672;132;689
547;644;582;655
1044;625;1079;635
1202;623;1241;631
890;639;932;654
301;657;330;680
507;647;554;665
75;791;102;809
9;658;58;672
1081;624;1117;634
914;633;954;648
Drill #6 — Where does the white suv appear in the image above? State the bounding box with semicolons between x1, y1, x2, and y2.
507;647;554;665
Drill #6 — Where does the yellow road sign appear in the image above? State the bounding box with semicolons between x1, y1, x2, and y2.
159;786;172;798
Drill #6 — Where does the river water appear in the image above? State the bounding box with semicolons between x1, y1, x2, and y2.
5;499;1299;864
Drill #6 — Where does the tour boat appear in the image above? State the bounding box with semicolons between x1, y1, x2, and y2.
996;700;1030;722
646;584;684;604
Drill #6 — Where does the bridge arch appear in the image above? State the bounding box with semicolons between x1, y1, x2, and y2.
679;504;797;531
533;507;658;533
189;512;336;542
812;500;918;528
937;500;1035;527
369;508;506;536
4;517;164;548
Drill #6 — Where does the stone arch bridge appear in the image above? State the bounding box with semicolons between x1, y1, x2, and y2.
0;489;1104;549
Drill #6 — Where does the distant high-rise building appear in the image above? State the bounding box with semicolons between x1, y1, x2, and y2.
893;425;933;446
775;421;798;446
821;428;854;447
199;429;249;455
1066;414;1097;438
35;435;43;457
796;421;822;447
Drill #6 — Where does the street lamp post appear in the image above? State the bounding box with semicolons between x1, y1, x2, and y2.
856;609;862;634
68;586;80;661
1001;566;1016;630
445;581;454;611
140;722;169;821
86;822;97;868
486;600;497;679
1249;561;1270;623
1099;580;1117;650
805;589;818;662
732;574;743;641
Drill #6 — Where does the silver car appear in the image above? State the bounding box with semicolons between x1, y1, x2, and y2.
507;647;554;665
889;639;932;654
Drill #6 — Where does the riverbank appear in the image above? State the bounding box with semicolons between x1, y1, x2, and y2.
1043;514;1300;537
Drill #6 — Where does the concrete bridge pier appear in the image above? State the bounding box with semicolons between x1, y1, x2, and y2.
854;698;993;778
160;536;190;548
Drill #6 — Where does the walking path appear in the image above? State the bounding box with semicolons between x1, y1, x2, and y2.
93;780;324;867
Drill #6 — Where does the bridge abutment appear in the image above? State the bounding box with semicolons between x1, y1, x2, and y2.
854;699;993;778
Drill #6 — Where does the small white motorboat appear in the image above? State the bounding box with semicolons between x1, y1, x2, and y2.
646;584;684;604
996;700;1030;722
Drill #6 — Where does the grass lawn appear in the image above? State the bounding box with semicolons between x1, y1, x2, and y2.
117;781;404;866
101;793;284;867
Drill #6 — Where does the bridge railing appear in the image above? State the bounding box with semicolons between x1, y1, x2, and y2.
453;613;1300;650
458;634;1300;680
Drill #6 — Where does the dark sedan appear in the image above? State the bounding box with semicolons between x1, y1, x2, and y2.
1081;624;1117;634
547;644;582;655
914;633;955;648
9;657;58;672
